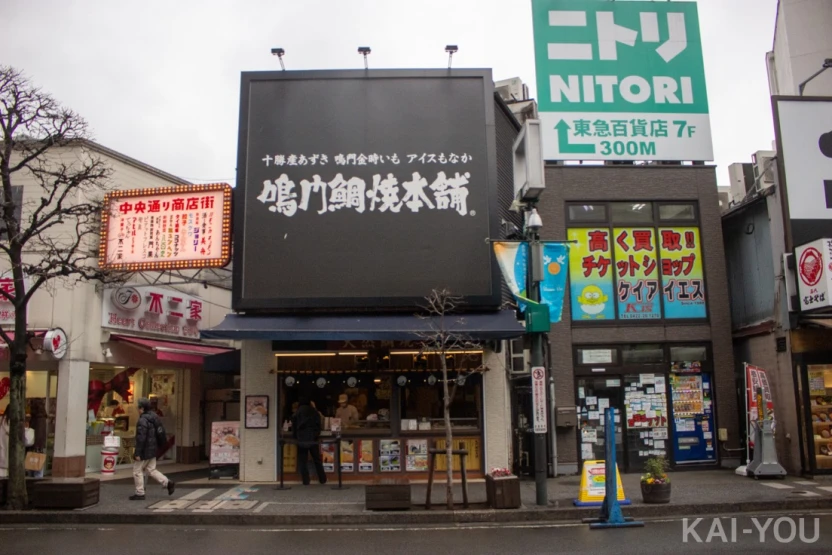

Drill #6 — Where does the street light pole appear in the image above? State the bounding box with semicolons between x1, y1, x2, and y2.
526;207;548;506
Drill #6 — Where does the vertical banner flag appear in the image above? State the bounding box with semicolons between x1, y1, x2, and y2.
612;228;661;319
568;228;615;320
493;241;529;311
745;364;775;449
531;0;713;161
541;242;569;322
658;227;706;318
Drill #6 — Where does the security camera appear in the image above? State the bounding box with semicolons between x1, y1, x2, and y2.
271;48;285;56
358;46;371;55
445;45;459;54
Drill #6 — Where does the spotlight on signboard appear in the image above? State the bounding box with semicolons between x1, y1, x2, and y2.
270;48;285;70
358;46;371;69
445;45;458;69
512;119;545;203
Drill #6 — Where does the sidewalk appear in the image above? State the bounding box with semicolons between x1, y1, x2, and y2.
4;468;832;526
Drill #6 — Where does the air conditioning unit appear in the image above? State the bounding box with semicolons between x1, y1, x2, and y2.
495;77;529;102
728;162;754;204
752;150;777;192
507;336;530;375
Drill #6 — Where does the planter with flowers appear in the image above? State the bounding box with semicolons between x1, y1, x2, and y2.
640;456;671;504
486;467;521;509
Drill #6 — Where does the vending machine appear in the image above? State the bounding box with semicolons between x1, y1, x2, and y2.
670;372;716;464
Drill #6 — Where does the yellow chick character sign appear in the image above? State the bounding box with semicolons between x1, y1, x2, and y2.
578;285;608;318
568;229;615;320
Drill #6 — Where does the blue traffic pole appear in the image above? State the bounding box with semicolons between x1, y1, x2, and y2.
588;407;643;529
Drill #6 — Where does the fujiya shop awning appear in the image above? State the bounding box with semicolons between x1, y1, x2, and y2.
110;334;235;365
201;311;525;342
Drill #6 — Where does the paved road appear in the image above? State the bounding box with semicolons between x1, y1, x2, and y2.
2;513;831;554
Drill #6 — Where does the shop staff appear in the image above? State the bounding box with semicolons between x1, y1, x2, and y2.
336;394;359;428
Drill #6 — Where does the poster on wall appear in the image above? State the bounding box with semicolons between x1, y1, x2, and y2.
809;370;827;396
321;442;336;473
341;440;355;472
379;439;401;472
244;395;269;429
406;439;428;472
209;421;240;465
150;372;175;417
568;228;615;320
658;227;706;318
359;440;374;472
612;228;661;319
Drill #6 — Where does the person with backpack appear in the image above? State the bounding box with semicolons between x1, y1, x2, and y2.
130;398;175;500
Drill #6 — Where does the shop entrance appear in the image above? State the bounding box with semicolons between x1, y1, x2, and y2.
574;344;717;472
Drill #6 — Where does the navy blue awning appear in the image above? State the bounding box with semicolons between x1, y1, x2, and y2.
202;311;524;341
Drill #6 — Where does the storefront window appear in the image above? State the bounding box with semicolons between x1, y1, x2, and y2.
808;365;832;470
568;204;607;223
86;367;180;471
621;344;664;365
611;202;654;224
670;346;708;362
0;370;57;475
659;203;696;221
400;372;482;432
279;373;393;433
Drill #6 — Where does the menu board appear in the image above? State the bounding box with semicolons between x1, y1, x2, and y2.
359;440;374;472
209;421;240;465
406;439;428;471
321;442;336;473
380;439;401;472
340;440;355;472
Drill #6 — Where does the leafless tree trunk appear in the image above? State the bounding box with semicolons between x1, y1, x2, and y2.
419;288;484;511
0;66;119;509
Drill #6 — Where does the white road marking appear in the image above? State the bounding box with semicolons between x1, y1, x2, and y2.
818;486;832;493
759;482;793;489
793;481;816;486
180;488;214;500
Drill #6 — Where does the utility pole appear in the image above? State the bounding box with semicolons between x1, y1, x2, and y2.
525;206;548;506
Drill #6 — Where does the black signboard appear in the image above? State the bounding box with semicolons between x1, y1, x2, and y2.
233;69;500;310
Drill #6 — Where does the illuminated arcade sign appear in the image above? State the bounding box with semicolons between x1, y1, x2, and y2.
99;183;232;271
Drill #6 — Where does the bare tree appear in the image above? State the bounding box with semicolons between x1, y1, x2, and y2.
0;66;116;509
418;288;484;510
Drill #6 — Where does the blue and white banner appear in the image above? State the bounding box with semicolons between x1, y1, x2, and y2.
541;243;569;323
493;241;569;322
493;241;529;311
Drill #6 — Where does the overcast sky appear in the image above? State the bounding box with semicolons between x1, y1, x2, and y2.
2;0;777;186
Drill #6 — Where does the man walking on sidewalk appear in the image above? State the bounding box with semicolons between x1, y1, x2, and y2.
130;398;175;500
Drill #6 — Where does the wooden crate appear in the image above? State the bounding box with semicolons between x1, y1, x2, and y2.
485;475;521;509
365;478;411;511
33;478;100;509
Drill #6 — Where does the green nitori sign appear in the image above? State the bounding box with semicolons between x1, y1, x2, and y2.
531;0;713;161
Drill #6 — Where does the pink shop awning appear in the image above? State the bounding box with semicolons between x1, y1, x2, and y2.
110;334;234;365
